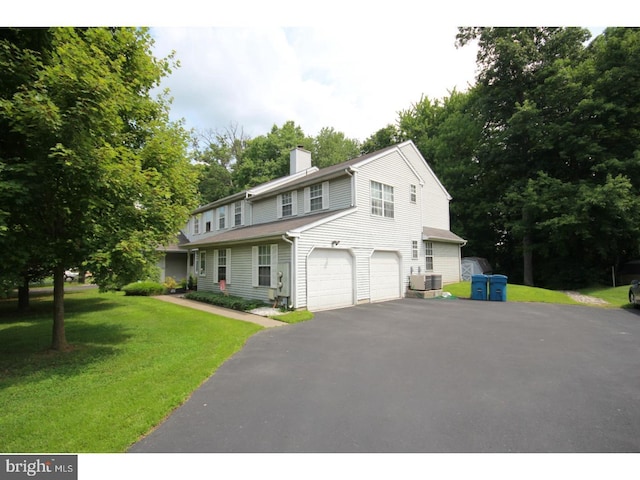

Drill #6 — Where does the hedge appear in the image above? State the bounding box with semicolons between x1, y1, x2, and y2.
121;281;166;296
184;291;267;312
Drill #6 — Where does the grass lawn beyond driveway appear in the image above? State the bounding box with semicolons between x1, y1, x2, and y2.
0;289;262;453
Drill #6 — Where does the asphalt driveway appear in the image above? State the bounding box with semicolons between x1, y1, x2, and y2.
129;298;640;453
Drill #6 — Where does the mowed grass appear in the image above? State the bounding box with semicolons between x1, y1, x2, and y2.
0;289;262;453
444;281;580;305
445;281;634;308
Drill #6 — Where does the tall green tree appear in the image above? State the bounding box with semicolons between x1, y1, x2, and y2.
311;127;360;169
193;124;249;203
232;121;312;189
0;27;198;350
360;124;402;154
456;27;640;287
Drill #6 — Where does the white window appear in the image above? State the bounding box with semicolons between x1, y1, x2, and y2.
234;201;243;226
371;181;394;218
193;215;200;235
425;242;433;271
252;244;278;287
282;192;293;217
277;191;298;218
213;249;232;284
309;184;323;211
412;240;419;260
199;250;207;277
410;184;417;203
304;182;329;213
217;206;226;230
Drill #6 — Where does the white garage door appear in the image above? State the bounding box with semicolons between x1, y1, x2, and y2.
370;250;401;302
307;248;354;311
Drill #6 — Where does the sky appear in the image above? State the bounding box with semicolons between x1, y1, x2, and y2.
150;25;479;142
6;1;634;144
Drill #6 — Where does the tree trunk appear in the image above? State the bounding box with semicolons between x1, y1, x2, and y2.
522;206;535;287
51;264;68;351
17;276;30;312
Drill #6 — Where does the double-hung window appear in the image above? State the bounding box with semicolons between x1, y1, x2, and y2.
309;184;323;212
371;181;394;218
425;242;434;271
218;206;226;230
199;250;207;277
282;192;293;217
258;245;271;287
304;182;329;213
193;216;200;234
412;240;419;260
252;244;277;288
410;184;417;203
217;249;227;282
234;201;243;226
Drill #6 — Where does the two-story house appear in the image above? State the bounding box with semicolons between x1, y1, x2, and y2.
170;140;465;311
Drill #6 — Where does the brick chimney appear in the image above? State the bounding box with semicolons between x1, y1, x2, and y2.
290;146;312;175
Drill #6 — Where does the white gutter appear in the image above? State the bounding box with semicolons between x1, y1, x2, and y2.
281;234;296;309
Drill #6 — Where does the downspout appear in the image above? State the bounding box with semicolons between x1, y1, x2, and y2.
345;167;355;207
282;234;296;309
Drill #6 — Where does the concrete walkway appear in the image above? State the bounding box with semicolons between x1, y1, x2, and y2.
154;295;287;328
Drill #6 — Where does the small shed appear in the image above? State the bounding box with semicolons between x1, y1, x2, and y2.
461;257;493;281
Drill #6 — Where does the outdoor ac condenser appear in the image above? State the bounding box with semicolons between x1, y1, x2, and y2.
410;274;432;291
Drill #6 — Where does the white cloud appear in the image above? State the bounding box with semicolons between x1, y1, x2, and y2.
152;26;479;142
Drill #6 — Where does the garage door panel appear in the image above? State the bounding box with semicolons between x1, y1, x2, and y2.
370;251;401;302
307;249;354;311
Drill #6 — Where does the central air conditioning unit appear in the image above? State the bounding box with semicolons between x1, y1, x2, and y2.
410;274;432;291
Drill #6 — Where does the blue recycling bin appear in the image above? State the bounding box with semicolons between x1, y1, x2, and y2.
489;274;508;302
471;274;488;301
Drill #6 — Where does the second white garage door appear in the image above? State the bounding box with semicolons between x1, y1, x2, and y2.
370;250;401;302
307;248;354;311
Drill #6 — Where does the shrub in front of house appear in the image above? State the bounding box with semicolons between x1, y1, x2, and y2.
122;281;166;296
184;291;267;312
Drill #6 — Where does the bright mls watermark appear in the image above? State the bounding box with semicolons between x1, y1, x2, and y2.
0;456;77;480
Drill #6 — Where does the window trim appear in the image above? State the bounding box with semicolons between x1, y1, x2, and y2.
410;184;417;204
412;240;419;260
234;201;243;227
304;182;329;213
371;181;394;218
199;250;207;277
214;248;231;284
217;206;226;230
425;242;434;271
252;244;278;288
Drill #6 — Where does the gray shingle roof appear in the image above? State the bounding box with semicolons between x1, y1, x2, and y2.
183;209;351;247
422;227;466;244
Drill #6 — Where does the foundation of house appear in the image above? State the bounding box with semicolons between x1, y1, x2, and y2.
405;289;444;299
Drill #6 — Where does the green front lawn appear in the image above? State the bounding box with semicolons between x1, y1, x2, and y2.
577;284;632;308
0;289;262;453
